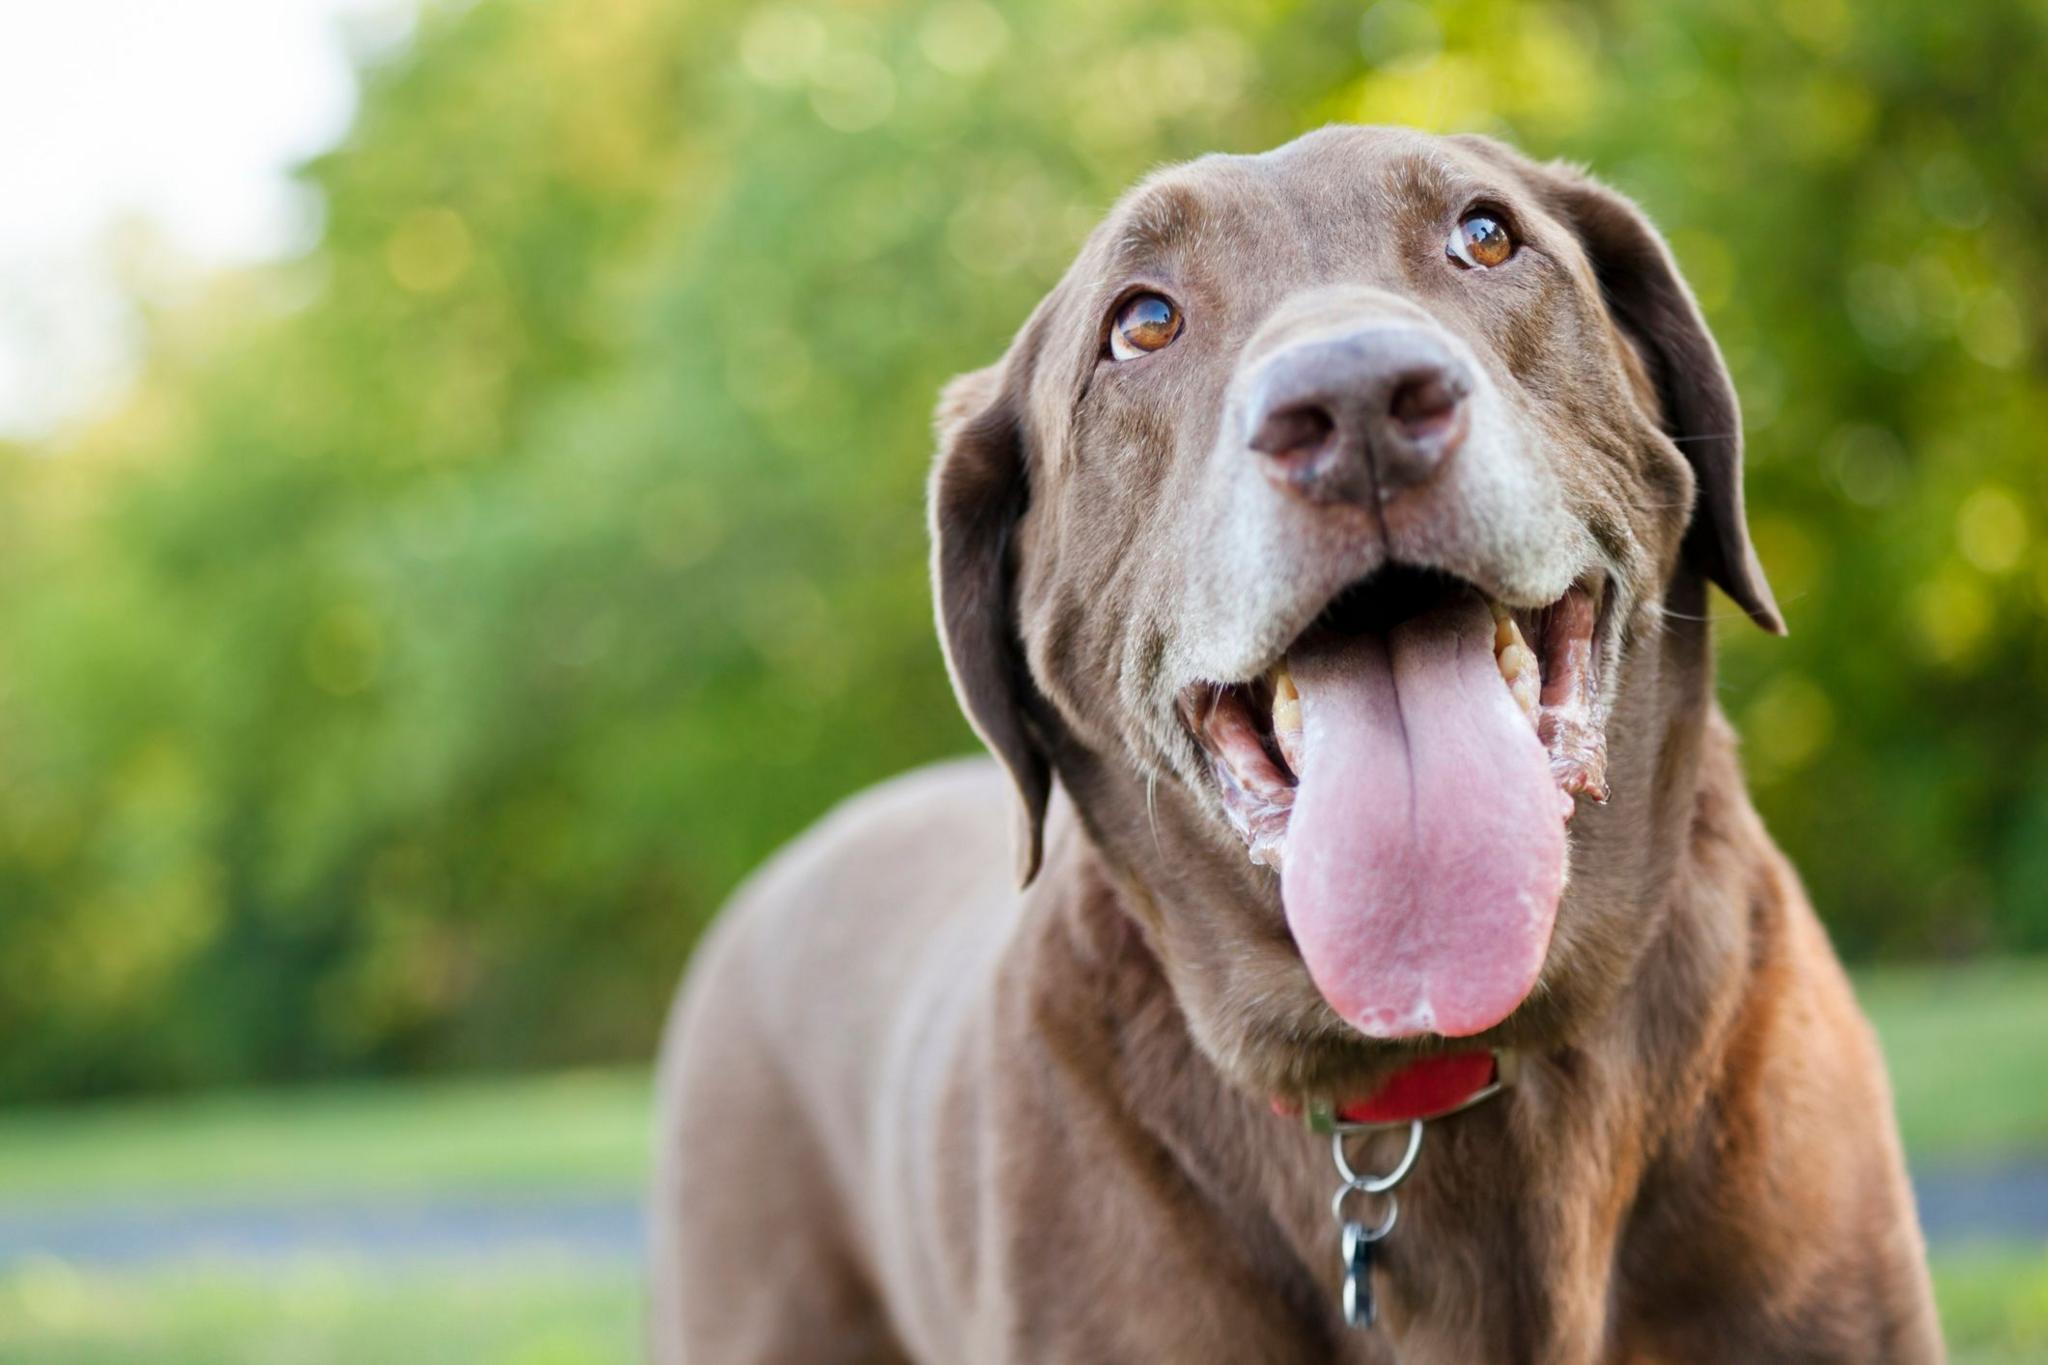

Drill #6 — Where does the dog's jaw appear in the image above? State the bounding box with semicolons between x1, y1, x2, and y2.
1180;571;1614;871
1173;569;1618;1041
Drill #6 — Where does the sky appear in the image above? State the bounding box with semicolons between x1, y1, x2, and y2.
0;0;412;438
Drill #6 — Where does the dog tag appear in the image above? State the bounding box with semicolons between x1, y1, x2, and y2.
1340;1219;1377;1328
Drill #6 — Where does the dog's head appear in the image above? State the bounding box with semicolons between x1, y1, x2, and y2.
931;126;1779;1101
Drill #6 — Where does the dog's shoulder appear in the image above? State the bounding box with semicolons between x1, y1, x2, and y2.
740;755;1019;922
685;757;1024;1024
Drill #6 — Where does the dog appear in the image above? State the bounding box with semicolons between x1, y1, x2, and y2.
651;126;1940;1363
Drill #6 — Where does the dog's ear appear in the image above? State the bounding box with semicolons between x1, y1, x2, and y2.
929;361;1051;886
1488;146;1785;634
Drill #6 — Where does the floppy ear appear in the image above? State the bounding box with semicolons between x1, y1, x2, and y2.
1535;163;1786;634
929;363;1051;886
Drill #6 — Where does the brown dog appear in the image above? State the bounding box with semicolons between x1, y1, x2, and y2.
651;126;1941;1363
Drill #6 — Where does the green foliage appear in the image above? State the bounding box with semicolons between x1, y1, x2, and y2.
0;0;2042;1098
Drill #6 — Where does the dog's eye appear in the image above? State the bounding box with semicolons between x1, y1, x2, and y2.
1447;213;1515;270
1108;293;1184;361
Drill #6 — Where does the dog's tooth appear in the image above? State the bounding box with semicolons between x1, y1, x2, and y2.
1503;651;1541;721
1495;619;1541;725
1495;613;1530;658
1485;600;1511;651
1271;664;1302;736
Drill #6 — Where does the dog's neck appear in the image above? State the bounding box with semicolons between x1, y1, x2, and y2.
1024;605;1778;1353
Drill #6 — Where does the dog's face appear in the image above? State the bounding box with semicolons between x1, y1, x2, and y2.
932;126;1780;1102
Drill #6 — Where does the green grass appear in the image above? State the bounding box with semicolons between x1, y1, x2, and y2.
0;1248;2037;1364
1934;1246;2048;1365
0;1254;637;1365
0;960;2041;1362
0;1069;650;1205
1860;958;2048;1163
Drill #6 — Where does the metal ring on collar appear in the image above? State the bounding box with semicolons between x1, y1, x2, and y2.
1330;1183;1401;1238
1331;1117;1424;1193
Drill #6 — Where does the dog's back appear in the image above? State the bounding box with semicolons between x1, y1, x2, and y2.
650;759;1020;1363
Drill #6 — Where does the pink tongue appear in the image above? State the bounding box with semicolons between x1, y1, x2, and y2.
1280;594;1565;1039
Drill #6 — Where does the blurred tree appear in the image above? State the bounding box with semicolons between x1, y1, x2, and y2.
0;0;2041;1099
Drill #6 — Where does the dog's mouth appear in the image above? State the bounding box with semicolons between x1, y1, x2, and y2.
1177;565;1614;1040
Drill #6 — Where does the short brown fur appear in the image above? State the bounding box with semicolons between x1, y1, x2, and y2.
651;127;1939;1363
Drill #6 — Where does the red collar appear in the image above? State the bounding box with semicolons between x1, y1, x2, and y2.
1274;1050;1508;1127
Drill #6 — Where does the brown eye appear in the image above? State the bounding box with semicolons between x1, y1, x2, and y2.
1108;292;1184;361
1447;213;1515;269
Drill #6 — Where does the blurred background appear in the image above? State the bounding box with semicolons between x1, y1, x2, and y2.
0;0;2042;1360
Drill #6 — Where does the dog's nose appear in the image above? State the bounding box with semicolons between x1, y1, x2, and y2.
1245;326;1472;505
